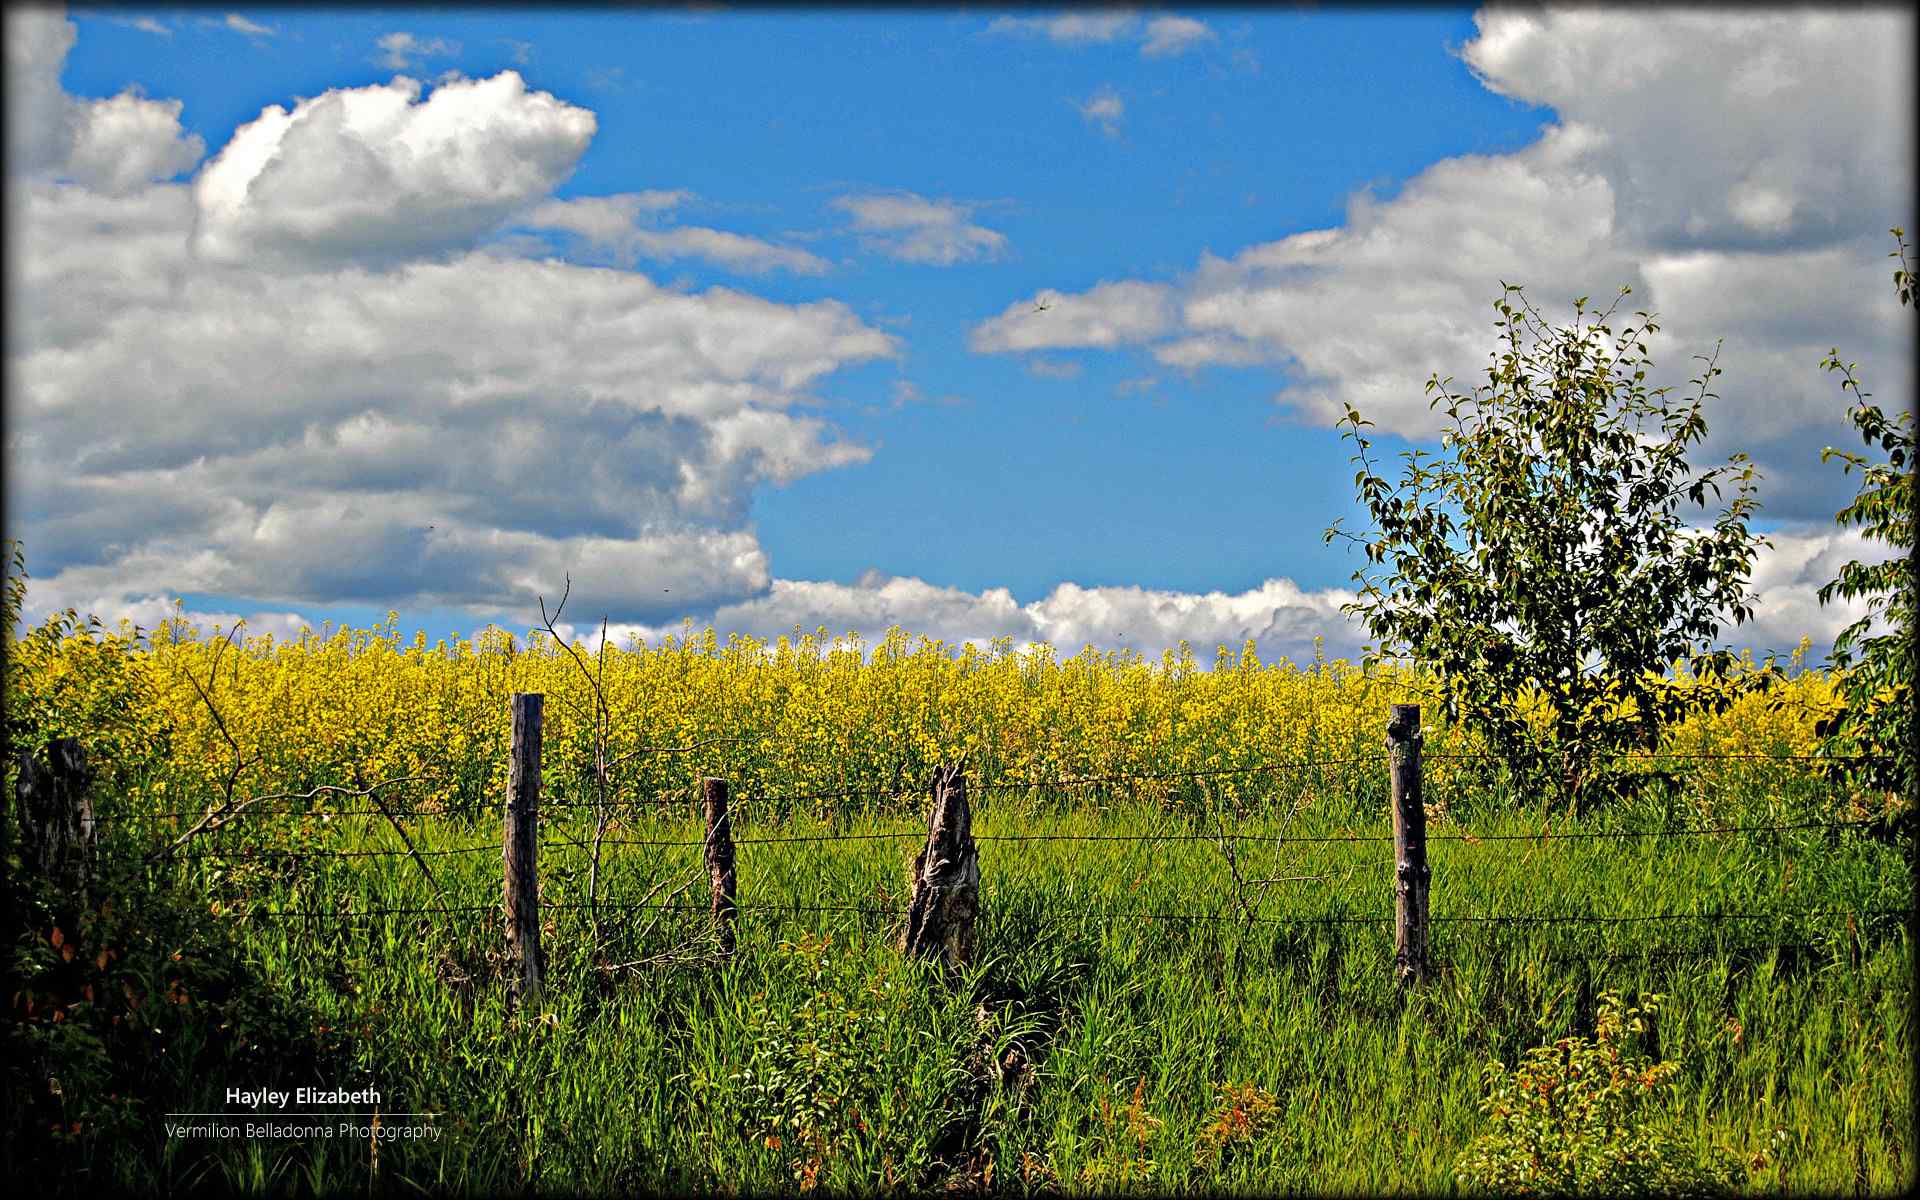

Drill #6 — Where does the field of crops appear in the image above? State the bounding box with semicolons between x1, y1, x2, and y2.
4;616;1912;1194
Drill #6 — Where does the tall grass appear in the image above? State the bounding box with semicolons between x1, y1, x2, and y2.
51;784;1911;1196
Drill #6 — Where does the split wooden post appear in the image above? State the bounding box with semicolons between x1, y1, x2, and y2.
702;777;737;956
1388;703;1431;985
902;763;979;971
504;693;544;1004
12;738;96;896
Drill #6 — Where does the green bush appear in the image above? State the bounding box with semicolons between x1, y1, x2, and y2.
700;933;979;1192
1453;991;1744;1197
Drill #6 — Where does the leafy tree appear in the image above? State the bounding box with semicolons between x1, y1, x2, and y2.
1813;228;1915;803
1326;286;1773;814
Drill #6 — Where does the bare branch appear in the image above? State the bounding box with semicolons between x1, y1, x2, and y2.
147;775;444;862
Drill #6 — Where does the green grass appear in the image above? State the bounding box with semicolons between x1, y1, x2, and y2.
13;777;1915;1195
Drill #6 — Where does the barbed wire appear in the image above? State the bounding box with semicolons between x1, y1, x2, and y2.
163;842;503;861
91;745;1897;825
205;898;1909;932
146;815;1890;860
1540;941;1823;967
1431;905;1906;927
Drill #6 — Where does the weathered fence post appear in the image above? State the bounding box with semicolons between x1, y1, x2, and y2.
12;738;96;895
505;694;544;1004
702;777;736;956
902;763;978;970
1388;703;1431;985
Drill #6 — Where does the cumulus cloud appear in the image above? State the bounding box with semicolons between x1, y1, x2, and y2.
604;572;1367;664
1738;527;1883;658
522;192;830;275
1141;15;1215;58
12;210;895;618
7;19;898;634
969;8;1914;529
1459;10;1911;254
554;530;1891;667
4;8;203;194
833;191;1008;265
971;280;1177;352
1073;84;1125;136
27;591;315;646
191;71;596;270
374;31;459;71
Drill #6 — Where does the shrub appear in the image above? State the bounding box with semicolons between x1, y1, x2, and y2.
1453;991;1744;1197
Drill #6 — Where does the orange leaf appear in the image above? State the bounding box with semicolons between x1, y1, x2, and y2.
50;928;64;949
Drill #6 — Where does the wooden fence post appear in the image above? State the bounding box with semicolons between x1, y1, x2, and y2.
505;694;544;1004
902;763;978;970
1388;703;1431;985
703;777;736;956
12;738;96;895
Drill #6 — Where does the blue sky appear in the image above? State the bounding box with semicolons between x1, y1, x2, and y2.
7;6;1914;662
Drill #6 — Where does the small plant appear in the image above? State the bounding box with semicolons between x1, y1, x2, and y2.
1453;991;1744;1196
1076;1075;1164;1188
1193;1081;1281;1169
724;934;973;1192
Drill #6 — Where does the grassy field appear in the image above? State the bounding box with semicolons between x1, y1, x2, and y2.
15;772;1909;1195
3;620;1912;1194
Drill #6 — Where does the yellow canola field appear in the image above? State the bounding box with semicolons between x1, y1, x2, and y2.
18;613;1841;818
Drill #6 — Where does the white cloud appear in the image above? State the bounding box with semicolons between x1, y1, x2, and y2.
224;14;273;37
544;529;1896;667
522;193;830;275
971;280;1177;352
1738;527;1882;658
7;21;899;633
191;71;596;270
374;31;459;71
1141;15;1214;58
969;9;1914;526
64;89;206;196
523;190;691;238
988;11;1216;60
1025;358;1083;380
1073;84;1125;136
34;592;314;645
1458;9;1911;253
4;8;203;194
622;227;831;276
833;191;1008;265
118;17;171;37
987;11;1140;46
608;572;1368;664
11;221;895;620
